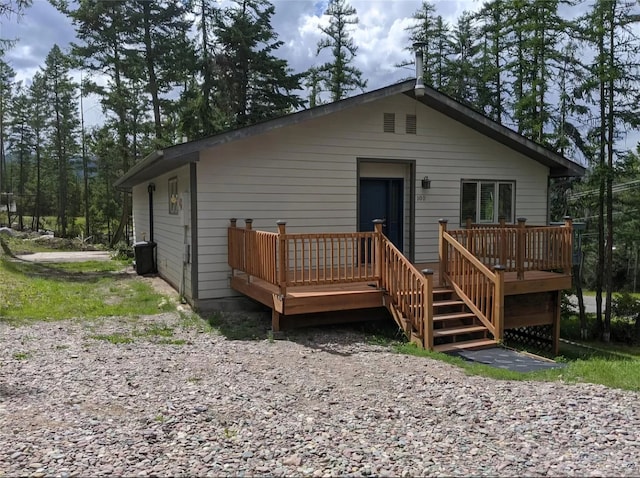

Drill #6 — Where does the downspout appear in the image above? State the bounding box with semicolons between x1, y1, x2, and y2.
147;183;155;242
147;183;157;273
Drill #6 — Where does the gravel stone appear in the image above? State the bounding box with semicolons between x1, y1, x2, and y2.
1;312;639;477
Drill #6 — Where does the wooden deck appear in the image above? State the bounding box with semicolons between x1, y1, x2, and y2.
233;263;570;315
228;219;574;353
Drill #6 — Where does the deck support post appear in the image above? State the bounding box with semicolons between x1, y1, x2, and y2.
229;218;237;277
552;290;561;356
277;221;287;297
422;269;434;350
563;216;573;274
516;217;527;280
438;219;448;287
493;265;505;343
373;219;384;287
272;309;281;332
244;219;253;283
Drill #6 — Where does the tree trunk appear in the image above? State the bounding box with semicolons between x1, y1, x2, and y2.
142;1;162;140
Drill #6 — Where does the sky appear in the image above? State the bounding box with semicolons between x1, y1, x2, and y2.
1;0;482;126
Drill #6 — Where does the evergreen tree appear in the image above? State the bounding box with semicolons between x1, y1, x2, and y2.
316;0;366;101
28;72;49;231
126;0;194;143
42;45;79;237
212;0;303;128
7;81;32;230
0;59;14;212
445;12;479;105
403;2;451;90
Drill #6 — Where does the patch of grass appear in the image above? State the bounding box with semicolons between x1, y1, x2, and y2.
90;333;134;345
0;257;174;323
157;338;188;345
13;351;30;360
187;376;203;383
393;341;640;391
136;324;175;338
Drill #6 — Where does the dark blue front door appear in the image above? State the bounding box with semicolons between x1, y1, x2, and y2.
359;178;404;251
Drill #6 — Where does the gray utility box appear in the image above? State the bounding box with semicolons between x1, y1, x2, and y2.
134;241;157;275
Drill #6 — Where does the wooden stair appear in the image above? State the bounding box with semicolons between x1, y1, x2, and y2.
431;288;497;352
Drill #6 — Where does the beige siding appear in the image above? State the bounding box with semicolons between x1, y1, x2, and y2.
196;93;549;300
132;165;193;299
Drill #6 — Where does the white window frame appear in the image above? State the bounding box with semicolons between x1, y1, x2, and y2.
460;180;515;224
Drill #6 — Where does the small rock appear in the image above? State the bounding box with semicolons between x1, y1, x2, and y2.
282;455;302;467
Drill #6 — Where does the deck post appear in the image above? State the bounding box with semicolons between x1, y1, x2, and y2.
244;219;253;283
422;269;434;350
229;218;238;277
373;219;384;286
516;217;527;280
438;219;448;287
277;221;287;297
563;216;573;274
493;265;505;343
499;216;507;267
465;217;475;255
552;290;561;356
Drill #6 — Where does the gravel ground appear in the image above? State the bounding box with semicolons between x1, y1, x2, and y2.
1;312;639;478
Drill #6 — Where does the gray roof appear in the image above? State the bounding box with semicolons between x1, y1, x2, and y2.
115;80;585;189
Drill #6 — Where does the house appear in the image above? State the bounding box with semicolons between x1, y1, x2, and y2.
115;74;585;353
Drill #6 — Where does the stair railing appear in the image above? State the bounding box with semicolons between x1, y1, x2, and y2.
439;219;504;340
376;221;433;349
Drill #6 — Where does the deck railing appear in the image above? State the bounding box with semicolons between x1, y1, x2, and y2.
228;218;432;348
378;221;432;349
439;220;502;338
450;217;573;279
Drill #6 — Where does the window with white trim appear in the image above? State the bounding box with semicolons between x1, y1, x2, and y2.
460;180;515;223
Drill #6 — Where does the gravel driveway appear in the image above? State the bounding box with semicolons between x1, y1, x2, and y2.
1;313;639;477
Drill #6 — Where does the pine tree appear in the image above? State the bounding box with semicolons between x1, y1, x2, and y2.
316;0;367;102
212;0;303;128
445;12;479;106
0;59;14;206
42;45;79;237
7;81;33;230
126;0;194;143
55;0;134;244
403;2;451;90
28;72;49;231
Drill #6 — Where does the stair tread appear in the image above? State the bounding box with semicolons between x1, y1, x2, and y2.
433;299;465;307
433;312;477;321
434;339;497;353
433;325;487;337
433;288;454;295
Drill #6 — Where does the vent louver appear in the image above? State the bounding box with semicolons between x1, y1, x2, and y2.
406;114;417;134
383;113;395;133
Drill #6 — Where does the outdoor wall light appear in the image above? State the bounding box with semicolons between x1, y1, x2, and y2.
421;176;431;189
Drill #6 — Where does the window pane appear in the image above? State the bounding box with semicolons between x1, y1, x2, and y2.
480;183;495;222
498;183;513;222
461;182;477;223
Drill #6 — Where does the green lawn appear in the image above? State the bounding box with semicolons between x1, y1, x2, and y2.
394;341;640;391
0;257;174;323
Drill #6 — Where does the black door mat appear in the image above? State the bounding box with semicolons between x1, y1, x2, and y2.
449;347;566;373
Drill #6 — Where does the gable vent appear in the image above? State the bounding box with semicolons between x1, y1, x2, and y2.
383;113;395;133
406;114;417;134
